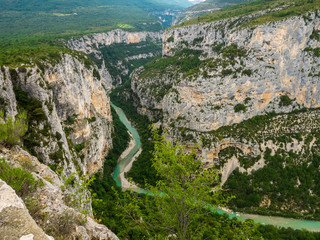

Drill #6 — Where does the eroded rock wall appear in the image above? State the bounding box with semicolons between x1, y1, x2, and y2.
0;54;112;177
133;11;320;132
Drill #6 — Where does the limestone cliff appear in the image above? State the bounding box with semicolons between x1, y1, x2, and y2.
130;10;320;217
0;54;112;177
0;53;117;239
133;10;320;132
67;29;161;55
67;30;162;86
0;147;118;240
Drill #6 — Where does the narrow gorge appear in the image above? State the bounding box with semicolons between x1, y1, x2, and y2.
1;0;320;239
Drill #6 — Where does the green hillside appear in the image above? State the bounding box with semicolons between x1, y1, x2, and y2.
175;0;320;28
0;0;191;43
187;0;252;11
0;0;193;67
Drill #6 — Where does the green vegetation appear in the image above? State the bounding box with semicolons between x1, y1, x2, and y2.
304;47;320;58
192;108;320;219
12;86;52;158
279;95;292;107
92;87;320;239
187;0;253;12
141;48;203;81
225;147;320;220
167;36;175;42
234;103;247;112
90;107;131;237
61;172;94;214
75;143;85;153
93;40;161;84
0;0;167;43
115;131;254;239
0;111;28;147
0;41;95;69
174;0;320;29
0;158;42;199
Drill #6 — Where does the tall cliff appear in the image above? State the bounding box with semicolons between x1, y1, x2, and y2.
131;9;320;219
0;53;118;239
133;10;320;132
1;54;113;176
68;30;162;86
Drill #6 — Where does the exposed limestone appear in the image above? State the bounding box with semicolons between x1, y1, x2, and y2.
0;147;118;240
0;180;53;240
67;29;161;56
133;10;320;132
0;54;113;178
131;11;320;184
67;29;162;87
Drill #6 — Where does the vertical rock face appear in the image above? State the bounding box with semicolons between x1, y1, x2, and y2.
0;54;112;177
132;10;320;132
0;53;119;239
130;9;320;198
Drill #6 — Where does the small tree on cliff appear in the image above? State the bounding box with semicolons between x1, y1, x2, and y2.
0;111;28;146
115;131;234;239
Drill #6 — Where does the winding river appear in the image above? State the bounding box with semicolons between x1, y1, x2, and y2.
111;103;320;232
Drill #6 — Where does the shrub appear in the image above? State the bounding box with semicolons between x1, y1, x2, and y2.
279;95;292;107
0;159;41;199
310;29;320;41
65;116;75;125
55;131;62;141
0;111;28;146
244;97;251;104
192;37;204;46
234;104;247;113
93;69;101;80
87;116;96;123
242;69;252;76
49;149;64;162
167;36;174;43
75;143;85;153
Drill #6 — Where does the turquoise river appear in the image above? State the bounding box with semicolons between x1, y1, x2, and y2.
111;103;320;232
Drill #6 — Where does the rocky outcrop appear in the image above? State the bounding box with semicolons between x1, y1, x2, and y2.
0;147;119;240
0;180;53;240
130;10;320;189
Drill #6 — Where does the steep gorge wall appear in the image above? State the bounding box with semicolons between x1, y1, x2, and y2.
131;10;320;191
133;11;320;132
0;54;113;177
68;29;162;86
67;29;162;55
0;52;118;238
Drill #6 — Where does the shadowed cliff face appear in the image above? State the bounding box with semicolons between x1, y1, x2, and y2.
0;53;119;239
0;54;113;177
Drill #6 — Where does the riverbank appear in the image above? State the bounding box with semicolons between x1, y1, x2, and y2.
118;132;142;191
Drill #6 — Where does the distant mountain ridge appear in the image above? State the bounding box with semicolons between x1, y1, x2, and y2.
175;0;254;24
0;0;192;42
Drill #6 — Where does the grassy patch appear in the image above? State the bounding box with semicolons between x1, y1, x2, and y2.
173;0;320;29
0;158;42;198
